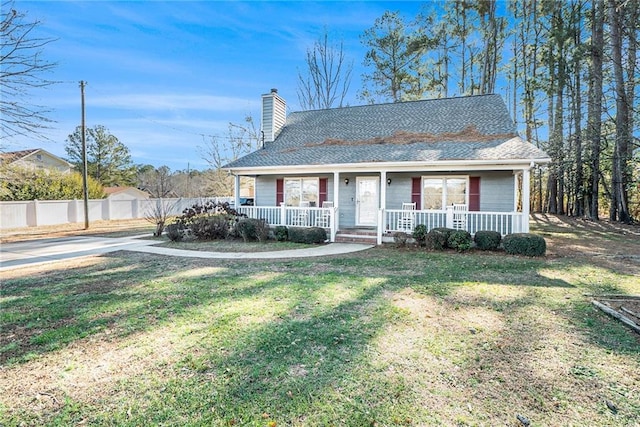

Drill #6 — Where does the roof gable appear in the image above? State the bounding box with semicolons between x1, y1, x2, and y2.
1;148;73;167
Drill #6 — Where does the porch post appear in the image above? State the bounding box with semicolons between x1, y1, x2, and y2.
280;202;287;226
333;171;340;233
379;171;387;245
234;174;240;207
522;168;531;233
380;171;387;209
513;172;520;212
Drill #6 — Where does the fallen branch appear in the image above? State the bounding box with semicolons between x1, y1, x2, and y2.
592;300;640;334
583;294;640;300
620;306;640;319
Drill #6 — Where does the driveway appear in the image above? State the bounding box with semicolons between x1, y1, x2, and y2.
0;235;159;271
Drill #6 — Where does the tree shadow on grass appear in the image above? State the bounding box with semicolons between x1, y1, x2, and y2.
2;243;639;425
78;271;422;426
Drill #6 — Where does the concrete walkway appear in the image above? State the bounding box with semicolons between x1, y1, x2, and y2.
0;235;373;271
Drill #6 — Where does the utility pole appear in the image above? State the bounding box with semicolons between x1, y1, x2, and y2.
80;80;89;229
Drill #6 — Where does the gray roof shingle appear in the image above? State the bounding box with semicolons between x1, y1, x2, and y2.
225;94;549;169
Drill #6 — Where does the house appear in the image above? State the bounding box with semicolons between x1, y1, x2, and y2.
0;149;74;174
104;186;150;201
224;89;551;244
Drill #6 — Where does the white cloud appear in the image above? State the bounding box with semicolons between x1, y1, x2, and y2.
88;93;260;113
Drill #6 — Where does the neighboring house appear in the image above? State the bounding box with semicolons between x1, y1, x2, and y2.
224;89;551;244
104;186;150;201
0;149;74;174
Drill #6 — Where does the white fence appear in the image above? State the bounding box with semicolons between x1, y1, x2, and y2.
0;197;232;229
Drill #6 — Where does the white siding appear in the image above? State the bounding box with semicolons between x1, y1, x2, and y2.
385;173;414;209
261;90;286;143
256;176;277;206
477;172;514;212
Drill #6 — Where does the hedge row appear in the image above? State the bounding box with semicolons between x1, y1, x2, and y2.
401;227;546;256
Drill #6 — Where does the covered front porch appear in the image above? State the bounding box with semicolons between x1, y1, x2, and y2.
233;166;533;245
236;203;528;244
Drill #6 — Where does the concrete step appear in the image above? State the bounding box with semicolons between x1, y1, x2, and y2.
335;232;378;244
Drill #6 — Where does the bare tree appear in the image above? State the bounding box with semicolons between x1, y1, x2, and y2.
297;29;353;110
145;198;180;237
200;115;260;196
0;0;57;142
201;115;259;170
137;165;175;198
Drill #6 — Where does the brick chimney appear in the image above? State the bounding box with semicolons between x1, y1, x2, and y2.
261;88;286;145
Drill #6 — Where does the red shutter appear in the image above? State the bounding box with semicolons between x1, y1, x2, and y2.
411;177;422;209
276;179;284;205
469;177;480;211
319;178;328;205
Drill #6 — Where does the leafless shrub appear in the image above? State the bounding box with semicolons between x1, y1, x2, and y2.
145;198;180;237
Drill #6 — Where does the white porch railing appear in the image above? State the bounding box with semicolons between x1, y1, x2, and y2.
237;204;337;242
235;204;525;245
385;209;448;233
381;207;526;244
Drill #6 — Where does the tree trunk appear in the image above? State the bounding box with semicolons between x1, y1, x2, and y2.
588;0;604;220
608;0;631;223
572;1;584;217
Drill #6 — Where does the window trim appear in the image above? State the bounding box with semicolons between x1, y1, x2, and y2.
421;175;469;210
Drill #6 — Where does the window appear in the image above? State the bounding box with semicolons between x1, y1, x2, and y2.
284;178;319;206
422;177;467;209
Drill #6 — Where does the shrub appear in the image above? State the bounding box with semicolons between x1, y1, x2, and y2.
189;215;230;240
393;231;409;248
288;227;327;244
145;198;180;237
412;224;428;247
431;227;456;243
474;230;502;251
165;223;185;242
174;201;246;240
274;226;288;242
255;219;270;243
447;230;472;252
0;167;105;201
235;218;257;242
235;218;270;242
503;233;546;257
425;229;449;250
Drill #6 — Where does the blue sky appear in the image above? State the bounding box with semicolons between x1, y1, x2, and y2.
11;1;425;171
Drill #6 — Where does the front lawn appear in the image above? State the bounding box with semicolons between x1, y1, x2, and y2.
1;215;639;426
154;238;316;253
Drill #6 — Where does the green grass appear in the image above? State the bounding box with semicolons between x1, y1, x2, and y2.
1;222;639;426
153;237;315;252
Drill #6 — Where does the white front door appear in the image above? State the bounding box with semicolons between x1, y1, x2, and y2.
356;177;379;226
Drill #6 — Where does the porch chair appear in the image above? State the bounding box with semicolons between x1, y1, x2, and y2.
397;202;416;232
291;201;310;226
452;203;467;230
314;201;334;228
